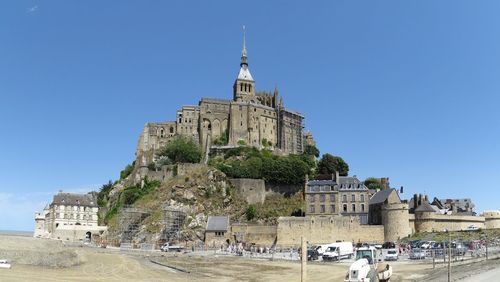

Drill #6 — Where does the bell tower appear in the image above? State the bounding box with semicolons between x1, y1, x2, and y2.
233;26;255;102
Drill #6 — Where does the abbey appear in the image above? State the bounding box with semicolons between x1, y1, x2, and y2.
136;33;307;165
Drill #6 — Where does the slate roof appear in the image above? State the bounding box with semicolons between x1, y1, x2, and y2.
52;192;97;207
369;188;399;205
307;176;368;191
414;201;436;213
206;216;229;232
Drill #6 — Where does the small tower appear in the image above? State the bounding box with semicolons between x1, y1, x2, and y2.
233;26;256;102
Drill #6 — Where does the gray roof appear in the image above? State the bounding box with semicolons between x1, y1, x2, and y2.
52;192;97;207
414;202;436;213
206;216;229;232
307;176;368;191
369;188;399;205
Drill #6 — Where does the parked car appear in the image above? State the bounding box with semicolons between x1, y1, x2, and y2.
409;248;426;260
0;259;11;269
384;249;398;261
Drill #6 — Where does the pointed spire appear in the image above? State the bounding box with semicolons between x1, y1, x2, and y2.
241;25;248;67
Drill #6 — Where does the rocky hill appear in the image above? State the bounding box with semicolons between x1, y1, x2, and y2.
98;164;304;246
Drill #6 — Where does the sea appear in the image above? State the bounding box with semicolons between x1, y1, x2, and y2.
0;230;33;237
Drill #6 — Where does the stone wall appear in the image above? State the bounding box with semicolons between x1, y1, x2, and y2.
414;212;485;233
229;178;266;204
265;182;303;197
277;216;384;247
231;224;277;245
482;210;500;229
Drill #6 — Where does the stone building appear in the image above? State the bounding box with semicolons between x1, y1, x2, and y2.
136;31;307;166
305;172;370;224
205;216;230;247
34;192;107;242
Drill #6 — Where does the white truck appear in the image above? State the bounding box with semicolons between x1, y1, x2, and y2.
322;242;354;261
344;246;392;282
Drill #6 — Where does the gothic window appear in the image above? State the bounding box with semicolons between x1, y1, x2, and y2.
160;128;164;138
352;204;356;212
169;127;174;133
361;204;365;212
249;84;252;92
240;84;243;92
343;204;347;212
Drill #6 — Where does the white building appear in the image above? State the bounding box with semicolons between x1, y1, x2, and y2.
34;192;107;242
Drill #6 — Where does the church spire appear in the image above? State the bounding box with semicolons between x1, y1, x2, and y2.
241;25;248;67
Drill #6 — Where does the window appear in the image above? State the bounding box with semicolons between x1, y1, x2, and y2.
319;194;325;202
342;195;347;202
330;194;335;202
351;194;356;202
309;194;315;202
309;205;315;213
360;194;365;202
352;204;356;212
343;204;347;212
320;205;325;213
330;205;336;213
361;204;365;212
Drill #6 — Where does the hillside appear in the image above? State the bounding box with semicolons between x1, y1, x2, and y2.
98;164;304;245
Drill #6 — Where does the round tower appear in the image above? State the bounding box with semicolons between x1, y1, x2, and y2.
382;203;410;242
413;201;436;233
482;210;500;229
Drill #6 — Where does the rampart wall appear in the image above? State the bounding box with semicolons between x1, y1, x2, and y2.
229;179;266;204
414;212;485;233
277;216;384;247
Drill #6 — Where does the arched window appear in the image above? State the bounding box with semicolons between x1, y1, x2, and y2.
249;84;252;92
160;128;164;138
169;127;174;133
240;83;243;92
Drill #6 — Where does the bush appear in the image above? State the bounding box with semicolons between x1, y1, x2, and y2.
245;205;257;221
158;136;202;163
120;162;135;180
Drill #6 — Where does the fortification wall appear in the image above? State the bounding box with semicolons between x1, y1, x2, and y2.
265;183;303;197
229;179;266;204
482;210;500;229
230;224;277;245
277;216;384;247
382;203;411;242
408;214;416;234
414;212;485;233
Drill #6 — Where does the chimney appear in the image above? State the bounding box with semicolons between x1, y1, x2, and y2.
413;194;418;209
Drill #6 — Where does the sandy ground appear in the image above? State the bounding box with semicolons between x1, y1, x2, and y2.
0;235;496;282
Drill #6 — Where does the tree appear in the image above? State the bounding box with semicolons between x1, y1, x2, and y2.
158;136;202;163
317;154;349;176
119;162;135;180
364;177;384;191
303;144;320;158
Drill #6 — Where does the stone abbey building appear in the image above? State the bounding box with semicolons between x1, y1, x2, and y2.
136;33;306;165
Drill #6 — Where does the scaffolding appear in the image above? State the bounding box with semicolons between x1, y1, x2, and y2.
118;205;150;248
160;205;186;244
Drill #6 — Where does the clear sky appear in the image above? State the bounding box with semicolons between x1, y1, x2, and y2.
1;1;499;231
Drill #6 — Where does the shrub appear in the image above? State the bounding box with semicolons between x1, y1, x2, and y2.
120;162;135;180
158;136;202;163
245;205;257;221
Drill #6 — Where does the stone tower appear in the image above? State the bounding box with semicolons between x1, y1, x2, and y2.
233;26;256;102
381;203;411;242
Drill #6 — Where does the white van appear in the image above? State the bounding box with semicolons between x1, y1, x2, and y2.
322;242;354;261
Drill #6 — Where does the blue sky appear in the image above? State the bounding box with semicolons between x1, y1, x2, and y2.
1;1;499;231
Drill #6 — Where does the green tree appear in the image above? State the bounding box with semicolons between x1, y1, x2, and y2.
364;177;384;191
158;136;202;163
317;154;349;176
303;144;320;158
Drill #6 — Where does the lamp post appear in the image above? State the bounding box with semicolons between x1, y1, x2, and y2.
445;229;451;282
